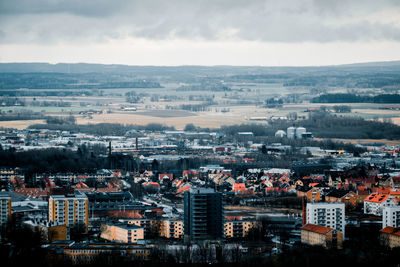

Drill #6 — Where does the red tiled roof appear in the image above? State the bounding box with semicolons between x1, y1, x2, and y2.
177;184;191;193
390;190;400;196
233;183;249;194
159;173;173;180
364;193;389;203
143;182;160;188
381;227;400;237
301;224;333;234
14;188;49;198
374;187;392;195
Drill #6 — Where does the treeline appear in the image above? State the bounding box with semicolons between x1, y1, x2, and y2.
28;122;175;136
0;147;106;175
0;73;162;89
125;91;148;103
0;90;96;97
0;97;72;107
295;112;400;139
45;115;76;125
0;110;47;121
179;103;215;112
23;112;400;140
0;113;75;123
220;113;400;140
312;93;400;103
176;82;231;92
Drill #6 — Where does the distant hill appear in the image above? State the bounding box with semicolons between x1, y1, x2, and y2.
0;61;399;75
0;61;399;90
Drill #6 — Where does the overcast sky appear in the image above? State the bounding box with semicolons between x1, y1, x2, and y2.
0;0;399;66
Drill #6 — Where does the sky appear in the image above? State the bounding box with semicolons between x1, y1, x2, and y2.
0;0;400;66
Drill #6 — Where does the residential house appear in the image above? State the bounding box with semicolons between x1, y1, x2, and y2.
380;226;400;248
301;223;343;249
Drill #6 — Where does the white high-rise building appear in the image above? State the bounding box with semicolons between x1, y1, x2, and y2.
383;206;400;228
306;202;345;238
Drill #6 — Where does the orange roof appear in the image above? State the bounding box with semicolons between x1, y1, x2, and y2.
75;182;89;189
233;183;248;194
143;182;160;188
389;190;400;196
374;187;392;195
309;183;319;188
159;173;173;180
364;193;389;203
301;224;333;234
381;227;400;237
14;189;48;198
177;185;191;193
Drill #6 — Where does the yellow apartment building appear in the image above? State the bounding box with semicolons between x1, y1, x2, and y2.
49;191;88;231
101;223;144;243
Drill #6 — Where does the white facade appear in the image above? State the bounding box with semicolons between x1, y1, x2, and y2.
364;196;396;216
383;206;400;228
296;127;306;139
287;127;307;139
306;202;345;238
275;130;286;138
287;127;296;139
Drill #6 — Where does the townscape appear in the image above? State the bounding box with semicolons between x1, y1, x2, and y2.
1;119;400;266
1;1;400;266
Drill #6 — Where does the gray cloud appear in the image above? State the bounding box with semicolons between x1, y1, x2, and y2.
0;0;399;44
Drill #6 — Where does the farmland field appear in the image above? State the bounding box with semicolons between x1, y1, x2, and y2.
0;119;45;129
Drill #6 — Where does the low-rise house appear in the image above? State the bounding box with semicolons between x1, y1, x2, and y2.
24;219;68;242
325;190;359;208
297;187;322;203
47;241;150;264
301;223;343;249
224;219;260;239
380;226;400;248
100;223;144;243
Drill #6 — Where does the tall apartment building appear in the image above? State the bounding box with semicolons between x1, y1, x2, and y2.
184;187;223;242
383;206;400;228
0;197;11;225
306;202;345;238
49;191;88;231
